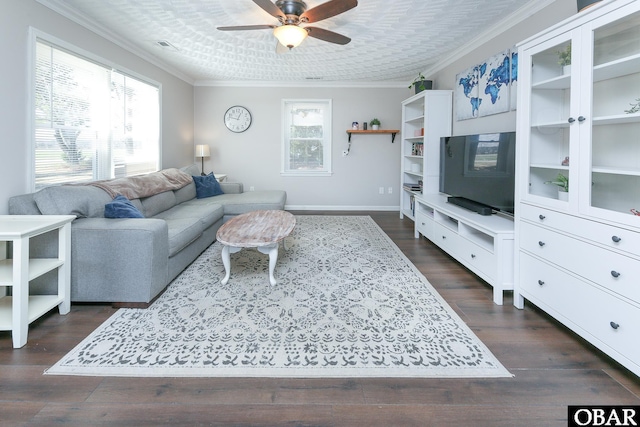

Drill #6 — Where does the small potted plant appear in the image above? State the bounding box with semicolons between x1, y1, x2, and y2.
370;118;381;130
408;73;432;94
545;173;569;201
557;45;571;74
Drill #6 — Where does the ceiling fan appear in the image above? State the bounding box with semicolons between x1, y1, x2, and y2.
217;0;357;50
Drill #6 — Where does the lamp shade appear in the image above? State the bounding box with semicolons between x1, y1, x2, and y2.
195;144;210;158
274;25;308;49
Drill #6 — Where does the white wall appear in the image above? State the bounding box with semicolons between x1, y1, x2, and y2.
0;0;194;214
194;86;410;210
428;0;576;136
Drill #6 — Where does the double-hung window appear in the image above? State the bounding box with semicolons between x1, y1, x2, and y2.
281;99;332;176
33;37;160;189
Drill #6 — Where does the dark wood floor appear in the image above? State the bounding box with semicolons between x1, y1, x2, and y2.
1;211;639;426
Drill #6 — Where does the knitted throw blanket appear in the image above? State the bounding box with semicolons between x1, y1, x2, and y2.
90;168;193;199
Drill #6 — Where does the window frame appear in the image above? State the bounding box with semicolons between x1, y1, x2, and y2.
281;99;332;177
28;28;162;191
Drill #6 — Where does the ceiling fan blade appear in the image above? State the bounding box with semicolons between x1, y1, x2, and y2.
217;24;276;31
305;27;351;45
252;0;285;19
301;0;357;24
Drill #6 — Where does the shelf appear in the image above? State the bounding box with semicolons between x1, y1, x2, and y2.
0;295;63;330
0;258;64;285
403;171;423;178
405;116;425;124
533;73;571;90
592;166;640;176
530;163;570;171
532;120;570;129
403;155;423;159
404;136;424;142
594;53;640;82
593;113;640;125
346;129;400;143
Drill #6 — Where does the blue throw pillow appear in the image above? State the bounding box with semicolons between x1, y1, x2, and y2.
193;173;224;199
104;194;144;218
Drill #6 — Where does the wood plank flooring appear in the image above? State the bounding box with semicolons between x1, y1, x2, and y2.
1;211;639;426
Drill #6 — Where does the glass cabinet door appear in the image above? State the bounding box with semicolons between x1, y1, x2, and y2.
521;31;581;207
584;9;640;225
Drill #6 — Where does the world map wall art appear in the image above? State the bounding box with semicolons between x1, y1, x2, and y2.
455;48;518;120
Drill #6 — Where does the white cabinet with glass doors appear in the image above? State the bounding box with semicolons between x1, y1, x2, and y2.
515;0;640;378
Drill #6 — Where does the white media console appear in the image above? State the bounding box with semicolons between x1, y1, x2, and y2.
413;193;515;305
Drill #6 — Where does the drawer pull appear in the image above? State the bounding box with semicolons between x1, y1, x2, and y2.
442;235;446;239
611;235;621;243
538;214;546;220
471;254;476;259
578;116;586;122
611;270;621;278
610;321;620;330
568;117;576;123
538;280;545;286
538;241;545;247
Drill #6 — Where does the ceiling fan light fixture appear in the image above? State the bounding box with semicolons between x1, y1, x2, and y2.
274;25;308;49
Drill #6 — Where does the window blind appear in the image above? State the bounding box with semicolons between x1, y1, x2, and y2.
34;41;159;189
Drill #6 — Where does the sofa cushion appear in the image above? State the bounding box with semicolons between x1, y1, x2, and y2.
104;195;145;218
33;185;112;218
174;181;197;204
153;203;224;231
193;173;224;198
203;191;287;216
140;191;177;217
164;217;204;256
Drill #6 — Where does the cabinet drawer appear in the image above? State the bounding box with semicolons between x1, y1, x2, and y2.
519;253;640;367
519;203;640;256
520;222;640;303
433;222;459;253
458;238;497;280
415;211;433;240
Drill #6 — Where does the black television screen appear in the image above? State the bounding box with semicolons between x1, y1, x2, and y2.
439;132;516;215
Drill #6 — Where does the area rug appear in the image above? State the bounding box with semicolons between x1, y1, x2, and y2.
46;215;511;378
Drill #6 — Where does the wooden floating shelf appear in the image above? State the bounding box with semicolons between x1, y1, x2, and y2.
346;129;400;143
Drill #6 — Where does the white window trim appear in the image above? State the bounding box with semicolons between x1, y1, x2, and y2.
281;99;332;177
27;27;163;191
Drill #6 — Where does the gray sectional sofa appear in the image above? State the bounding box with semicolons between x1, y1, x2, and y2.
8;164;286;306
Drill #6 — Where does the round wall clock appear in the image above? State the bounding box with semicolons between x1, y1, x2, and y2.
224;105;252;133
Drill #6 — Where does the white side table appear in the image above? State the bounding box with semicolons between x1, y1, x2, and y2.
0;215;75;348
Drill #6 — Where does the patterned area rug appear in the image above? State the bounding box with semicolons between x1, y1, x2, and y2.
46;216;511;378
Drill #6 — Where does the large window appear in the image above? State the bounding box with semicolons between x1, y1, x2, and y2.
33;38;160;189
281;99;332;176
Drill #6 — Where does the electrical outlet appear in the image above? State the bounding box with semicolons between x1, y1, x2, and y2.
388;187;393;194
249;186;255;191
379;187;384;195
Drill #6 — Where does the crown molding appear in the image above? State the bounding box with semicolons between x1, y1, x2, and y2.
194;80;409;88
34;0;195;85
422;0;558;78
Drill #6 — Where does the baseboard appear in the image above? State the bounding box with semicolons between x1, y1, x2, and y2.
285;205;400;212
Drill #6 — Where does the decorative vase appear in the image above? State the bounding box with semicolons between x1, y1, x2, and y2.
372;124;380;130
558;190;569;201
413;79;433;94
577;0;601;12
563;65;571;75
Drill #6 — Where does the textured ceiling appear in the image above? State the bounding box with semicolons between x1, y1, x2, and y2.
41;0;535;84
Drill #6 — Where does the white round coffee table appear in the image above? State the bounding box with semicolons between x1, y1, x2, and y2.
216;210;296;286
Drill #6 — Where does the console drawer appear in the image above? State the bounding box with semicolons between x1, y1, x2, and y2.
458;238;497;280
519;222;640;304
433;222;459;253
415;211;433;240
519;203;640;256
519;253;640;368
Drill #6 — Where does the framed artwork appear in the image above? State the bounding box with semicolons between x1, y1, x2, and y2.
478;49;510;117
455;65;480;121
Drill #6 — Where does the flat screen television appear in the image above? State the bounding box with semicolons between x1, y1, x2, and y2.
439;132;516;215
